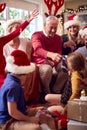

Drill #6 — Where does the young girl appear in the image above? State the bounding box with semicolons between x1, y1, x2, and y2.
45;52;87;113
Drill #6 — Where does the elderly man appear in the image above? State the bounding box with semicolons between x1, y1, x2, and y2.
31;15;68;99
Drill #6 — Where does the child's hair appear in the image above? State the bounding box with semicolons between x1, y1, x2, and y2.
67;52;87;78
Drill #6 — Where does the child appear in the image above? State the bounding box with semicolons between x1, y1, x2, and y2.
45;52;87;113
0;50;55;130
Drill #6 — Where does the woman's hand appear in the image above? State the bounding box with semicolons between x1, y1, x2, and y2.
27;8;39;22
64;40;76;51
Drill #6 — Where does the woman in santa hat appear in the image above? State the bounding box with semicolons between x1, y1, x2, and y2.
62;13;84;55
0;3;39;87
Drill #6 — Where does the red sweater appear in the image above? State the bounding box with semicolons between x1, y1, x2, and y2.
0;20;29;87
31;31;62;64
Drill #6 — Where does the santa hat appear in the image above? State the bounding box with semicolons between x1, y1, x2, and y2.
79;25;87;38
5;50;35;74
0;3;6;13
6;19;22;30
64;14;81;29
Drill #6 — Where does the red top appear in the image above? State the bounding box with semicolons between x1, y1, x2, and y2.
31;31;62;64
0;20;29;87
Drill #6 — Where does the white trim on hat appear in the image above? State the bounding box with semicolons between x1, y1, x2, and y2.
79;29;83;35
64;15;81;30
79;28;87;38
6;56;35;74
6;19;22;30
64;20;81;29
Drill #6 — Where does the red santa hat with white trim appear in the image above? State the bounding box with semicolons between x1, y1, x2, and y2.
79;25;87;38
5;50;35;74
64;14;81;29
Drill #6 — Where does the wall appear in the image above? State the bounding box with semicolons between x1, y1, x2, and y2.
65;0;87;9
64;0;87;33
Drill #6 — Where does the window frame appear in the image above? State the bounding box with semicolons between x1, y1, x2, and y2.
0;1;43;39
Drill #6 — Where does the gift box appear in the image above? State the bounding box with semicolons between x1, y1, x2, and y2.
67;99;87;122
67;120;87;130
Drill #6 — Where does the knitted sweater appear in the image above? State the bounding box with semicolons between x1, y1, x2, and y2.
31;31;62;64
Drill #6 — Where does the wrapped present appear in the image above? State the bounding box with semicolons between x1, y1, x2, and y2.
67;99;87;122
80;80;87;96
36;108;67;130
67;120;87;130
53;110;67;130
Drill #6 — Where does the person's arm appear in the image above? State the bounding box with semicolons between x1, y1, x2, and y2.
8;101;39;123
32;33;62;63
69;76;81;100
63;40;76;50
32;32;48;58
62;34;75;50
26;40;32;60
47;52;62;63
0;21;29;45
0;8;39;46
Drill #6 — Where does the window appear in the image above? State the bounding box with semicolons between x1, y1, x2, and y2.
78;13;87;27
0;5;43;39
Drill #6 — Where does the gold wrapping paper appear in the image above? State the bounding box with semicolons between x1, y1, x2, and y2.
67;99;87;123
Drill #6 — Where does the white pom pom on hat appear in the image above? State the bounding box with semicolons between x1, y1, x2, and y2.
64;14;81;29
79;25;87;38
6;50;35;74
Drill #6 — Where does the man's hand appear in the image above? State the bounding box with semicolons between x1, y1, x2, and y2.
47;52;62;63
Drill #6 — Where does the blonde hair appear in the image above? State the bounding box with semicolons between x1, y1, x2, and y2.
67;52;87;78
7;22;21;33
67;26;84;44
6;19;22;33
